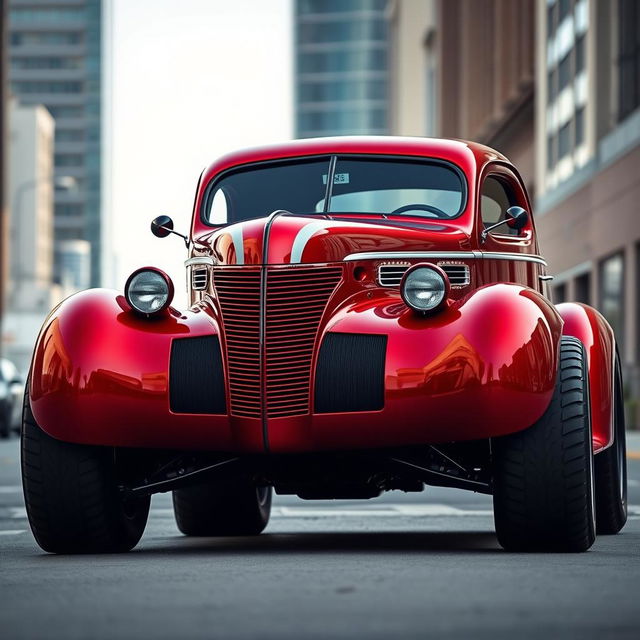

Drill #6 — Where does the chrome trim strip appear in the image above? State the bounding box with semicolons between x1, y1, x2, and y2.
229;226;244;266
345;251;481;261
483;252;547;266
184;256;215;267
260;210;292;451
290;221;328;263
345;251;547;266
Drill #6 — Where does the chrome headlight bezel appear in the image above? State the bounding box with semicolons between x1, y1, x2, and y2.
124;267;174;316
400;264;449;314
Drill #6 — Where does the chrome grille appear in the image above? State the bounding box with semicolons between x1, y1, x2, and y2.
213;266;343;419
191;267;209;291
378;262;470;288
213;268;261;417
378;263;411;287
265;267;342;418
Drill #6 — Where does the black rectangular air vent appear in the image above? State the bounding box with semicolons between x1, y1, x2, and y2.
170;335;226;414
314;333;387;413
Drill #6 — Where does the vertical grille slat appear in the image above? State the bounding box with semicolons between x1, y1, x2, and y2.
214;266;343;419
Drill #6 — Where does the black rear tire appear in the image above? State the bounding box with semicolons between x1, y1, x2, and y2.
493;336;596;552
21;392;150;553
594;352;627;534
173;481;271;536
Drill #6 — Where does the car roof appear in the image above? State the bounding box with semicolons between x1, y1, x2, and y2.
200;136;510;185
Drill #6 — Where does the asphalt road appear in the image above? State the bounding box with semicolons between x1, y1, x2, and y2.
1;434;639;640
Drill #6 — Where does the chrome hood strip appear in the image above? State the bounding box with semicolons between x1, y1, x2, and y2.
344;251;547;266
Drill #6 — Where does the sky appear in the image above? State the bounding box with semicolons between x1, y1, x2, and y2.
110;0;293;304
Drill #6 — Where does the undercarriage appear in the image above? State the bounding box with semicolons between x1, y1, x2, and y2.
116;440;493;500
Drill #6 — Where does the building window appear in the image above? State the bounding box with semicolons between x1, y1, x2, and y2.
618;0;640;121
575;35;586;73
545;0;589;181
575;271;591;304
554;283;567;304
9;8;85;23
9;31;83;46
575;107;585;146
56;129;84;143
48;106;84;119
11;81;83;94
55;203;84;217
558;121;571;159
11;57;83;70
547;134;557;169
558;53;571;91
55;153;84;167
599;253;625;348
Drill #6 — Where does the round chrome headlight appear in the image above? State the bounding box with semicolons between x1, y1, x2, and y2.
401;265;448;313
125;268;174;315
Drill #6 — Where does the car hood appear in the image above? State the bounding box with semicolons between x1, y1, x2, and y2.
199;215;472;265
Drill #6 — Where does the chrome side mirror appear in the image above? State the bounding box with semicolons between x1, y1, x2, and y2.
505;206;529;230
481;206;529;242
151;215;189;247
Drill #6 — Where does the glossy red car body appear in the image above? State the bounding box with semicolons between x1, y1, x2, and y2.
29;136;616;457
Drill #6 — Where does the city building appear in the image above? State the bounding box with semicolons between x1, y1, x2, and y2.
387;0;640;424
388;0;535;189
534;0;640;411
8;0;103;287
57;238;90;291
294;0;390;138
3;98;62;374
7;99;55;310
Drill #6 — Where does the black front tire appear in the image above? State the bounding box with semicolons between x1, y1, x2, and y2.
173;481;272;536
493;336;596;552
594;352;628;534
21;393;150;553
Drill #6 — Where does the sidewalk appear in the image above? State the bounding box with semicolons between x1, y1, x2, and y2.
627;431;640;459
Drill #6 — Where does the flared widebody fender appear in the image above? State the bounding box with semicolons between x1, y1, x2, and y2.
28;289;256;450
556;302;615;452
267;283;564;452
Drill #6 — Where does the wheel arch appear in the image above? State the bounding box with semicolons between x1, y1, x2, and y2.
28;288;229;448
556;302;616;452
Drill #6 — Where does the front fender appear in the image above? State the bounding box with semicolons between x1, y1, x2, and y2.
556;302;615;452
28;289;249;450
297;283;564;449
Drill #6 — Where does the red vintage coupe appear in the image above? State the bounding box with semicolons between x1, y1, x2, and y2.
22;137;627;553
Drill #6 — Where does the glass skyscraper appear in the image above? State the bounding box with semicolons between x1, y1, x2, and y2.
295;0;389;138
8;0;103;286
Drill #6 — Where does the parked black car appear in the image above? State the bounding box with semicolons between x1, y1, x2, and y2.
0;359;23;438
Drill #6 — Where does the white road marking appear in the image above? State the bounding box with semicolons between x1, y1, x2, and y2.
0;529;26;535
271;505;494;518
6;503;640;520
144;505;494;519
0;486;22;493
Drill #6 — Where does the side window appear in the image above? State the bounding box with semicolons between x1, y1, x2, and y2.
481;176;519;236
207;188;229;225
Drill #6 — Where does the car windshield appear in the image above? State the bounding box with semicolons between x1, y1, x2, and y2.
203;156;465;225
